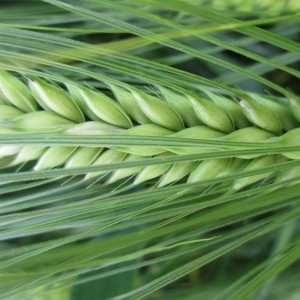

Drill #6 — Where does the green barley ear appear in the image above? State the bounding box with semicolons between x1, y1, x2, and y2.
0;70;38;112
29;79;84;123
203;90;250;128
158;87;201;127
33;146;77;171
239;96;282;134
110;84;151;124
0;105;23;121
119;124;173;156
187;94;234;133
130;88;184;131
67;84;132;128
11;111;75;132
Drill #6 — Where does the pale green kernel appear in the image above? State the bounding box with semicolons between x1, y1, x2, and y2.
33;147;77;170
0;89;7;104
118;124;173;156
0;155;15;169
187;94;234;133
69;85;132;128
133;154;172;185
170;126;223;139
11;111;75;132
276;128;300;159
0;105;23;121
0;127;18;134
0;70;38;112
204;90;250;128
254;96;298;131
287;96;300;124
12;146;46;165
262;97;298;131
276;165;300;186
187;158;232;183
65;121;125;135
159;87;200;127
29;79;84;123
65;147;103;169
158;161;196;187
84;149;126;181
0;145;23;159
239;97;281;134
219;127;274;159
106;154;144;184
110;85;151;124
168;126;224;155
130;89;184;131
222;127;273;142
232;155;284;191
67;84;100;121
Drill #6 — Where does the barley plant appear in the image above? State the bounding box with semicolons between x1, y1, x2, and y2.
0;0;300;299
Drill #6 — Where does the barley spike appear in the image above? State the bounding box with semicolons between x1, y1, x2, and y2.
1;71;299;191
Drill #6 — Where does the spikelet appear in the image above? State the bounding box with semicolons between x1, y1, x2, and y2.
130;88;184;131
158;161;196;187
65;147;103;169
239;97;281;134
187;94;234;133
159;87;200;127
187;158;232;183
34;147;77;170
232;155;286;191
84;149;127;181
118;124;173;156
203;90;250;128
106;154;144;184
67;84;132;128
110;84;152;124
0;105;23;121
276;128;300;159
168;126;223;155
12;111;75;132
0;70;38;112
29;79;84;123
133;153;173;185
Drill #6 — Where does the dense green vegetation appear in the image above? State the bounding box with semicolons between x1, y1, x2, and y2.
0;1;299;299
